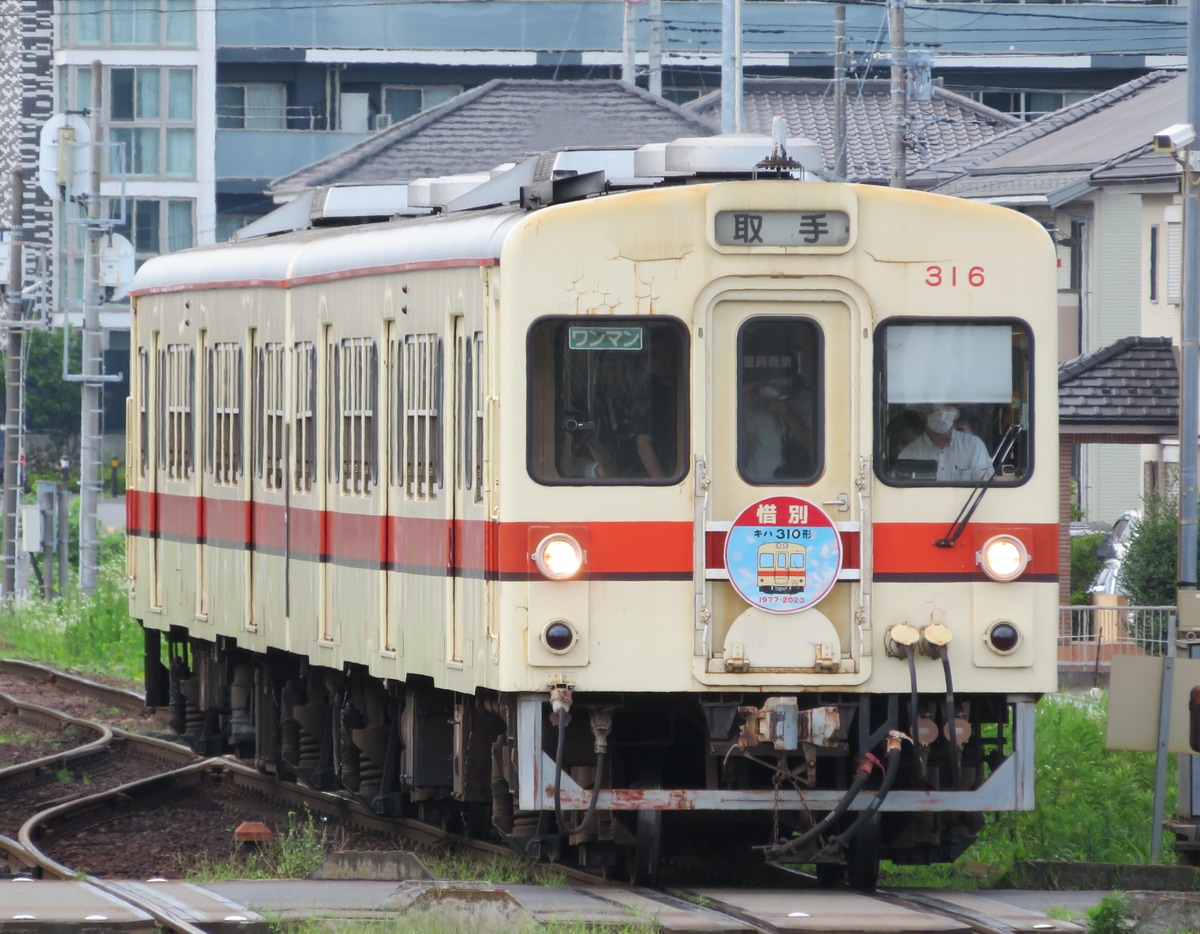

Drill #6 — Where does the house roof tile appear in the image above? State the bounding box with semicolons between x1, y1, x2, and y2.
270;79;719;193
685;78;1017;184
1058;336;1178;426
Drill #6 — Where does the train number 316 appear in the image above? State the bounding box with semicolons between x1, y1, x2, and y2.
924;265;985;287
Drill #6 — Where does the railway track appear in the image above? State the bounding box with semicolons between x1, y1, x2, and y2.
0;659;1086;933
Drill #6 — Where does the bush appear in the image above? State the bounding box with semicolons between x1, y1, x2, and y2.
1070;531;1108;605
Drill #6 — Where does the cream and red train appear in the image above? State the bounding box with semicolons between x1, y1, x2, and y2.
127;138;1058;887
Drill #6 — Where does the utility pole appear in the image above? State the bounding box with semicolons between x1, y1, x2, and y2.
622;0;636;85
649;0;663;97
1175;0;1200;861
888;0;907;188
834;5;847;180
3;168;24;599
79;60;103;594
721;0;743;132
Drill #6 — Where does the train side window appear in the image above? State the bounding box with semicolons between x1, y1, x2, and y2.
162;343;193;480
138;348;149;476
293;341;316;492
400;333;443;499
255;342;284;490
528;318;688;485
337;337;378;496
458;330;485;502
207;342;242;485
736;318;823;486
876;321;1032;486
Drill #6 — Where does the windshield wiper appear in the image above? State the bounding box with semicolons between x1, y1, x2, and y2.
934;424;1022;549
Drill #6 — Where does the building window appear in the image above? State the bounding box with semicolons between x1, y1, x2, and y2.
66;0;195;47
1168;211;1183;304
108;66;195;178
217;84;287;130
110;198;194;258
381;85;462;126
971;89;1091;122
1150;225;1159;303
206;342;243;485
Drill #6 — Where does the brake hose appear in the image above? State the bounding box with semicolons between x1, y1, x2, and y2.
763;750;883;859
939;646;962;781
820;731;906;853
553;712;605;835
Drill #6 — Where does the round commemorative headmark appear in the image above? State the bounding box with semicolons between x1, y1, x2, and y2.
724;496;843;614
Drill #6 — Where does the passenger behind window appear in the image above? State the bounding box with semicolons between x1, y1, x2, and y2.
738;322;819;484
898;404;992;482
585;350;665;480
886;409;925;467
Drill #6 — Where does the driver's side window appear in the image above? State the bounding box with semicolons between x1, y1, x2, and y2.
876;321;1031;486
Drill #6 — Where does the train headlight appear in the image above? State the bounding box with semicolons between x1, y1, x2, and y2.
533;533;585;581
976;535;1029;582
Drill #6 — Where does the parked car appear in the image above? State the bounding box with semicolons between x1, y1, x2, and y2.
1088;511;1139;598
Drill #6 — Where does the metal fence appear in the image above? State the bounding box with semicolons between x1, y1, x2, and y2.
1058;604;1176;682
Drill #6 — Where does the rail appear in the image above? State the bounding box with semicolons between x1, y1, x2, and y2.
1058;604;1176;684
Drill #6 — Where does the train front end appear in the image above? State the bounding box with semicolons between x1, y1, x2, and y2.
495;166;1058;883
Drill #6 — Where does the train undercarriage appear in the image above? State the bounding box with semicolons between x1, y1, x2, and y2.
146;627;1025;889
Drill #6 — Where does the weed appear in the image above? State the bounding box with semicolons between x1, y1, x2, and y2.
1086;892;1133;934
183;809;334;882
421;850;561;885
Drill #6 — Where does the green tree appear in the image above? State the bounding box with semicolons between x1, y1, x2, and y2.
1118;494;1179;607
1118;494;1181;653
0;328;82;433
1070;531;1107;605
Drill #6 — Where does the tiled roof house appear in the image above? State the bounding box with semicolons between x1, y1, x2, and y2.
685;77;1019;185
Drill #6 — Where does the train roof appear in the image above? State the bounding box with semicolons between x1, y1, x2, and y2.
132;133;830;297
130;206;524;297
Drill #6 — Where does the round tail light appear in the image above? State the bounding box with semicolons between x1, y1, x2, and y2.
541;620;577;653
985;620;1021;655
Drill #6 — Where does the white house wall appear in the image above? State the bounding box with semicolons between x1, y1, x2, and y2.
1083;192;1144;525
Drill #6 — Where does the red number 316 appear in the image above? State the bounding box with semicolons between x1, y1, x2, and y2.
925;265;985;287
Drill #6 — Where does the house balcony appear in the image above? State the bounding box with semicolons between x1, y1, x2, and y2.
216;0;1187;61
216;129;370;189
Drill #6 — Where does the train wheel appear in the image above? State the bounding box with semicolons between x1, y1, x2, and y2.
814;862;845;887
846;814;881;891
625;755;663;886
628;810;663;886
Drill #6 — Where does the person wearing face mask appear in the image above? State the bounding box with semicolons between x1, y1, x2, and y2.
898;404;992;482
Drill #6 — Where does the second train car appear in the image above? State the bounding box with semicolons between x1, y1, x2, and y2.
127;137;1059;887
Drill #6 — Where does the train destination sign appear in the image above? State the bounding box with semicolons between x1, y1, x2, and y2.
568;326;643;351
724;495;843;614
715;210;850;247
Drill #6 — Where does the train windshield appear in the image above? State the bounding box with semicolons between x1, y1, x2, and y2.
527;318;688;484
877;320;1032;486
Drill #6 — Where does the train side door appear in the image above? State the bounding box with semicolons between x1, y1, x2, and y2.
448;316;485;666
703;295;864;680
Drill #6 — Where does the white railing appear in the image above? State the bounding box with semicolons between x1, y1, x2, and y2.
1058;604;1176;682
